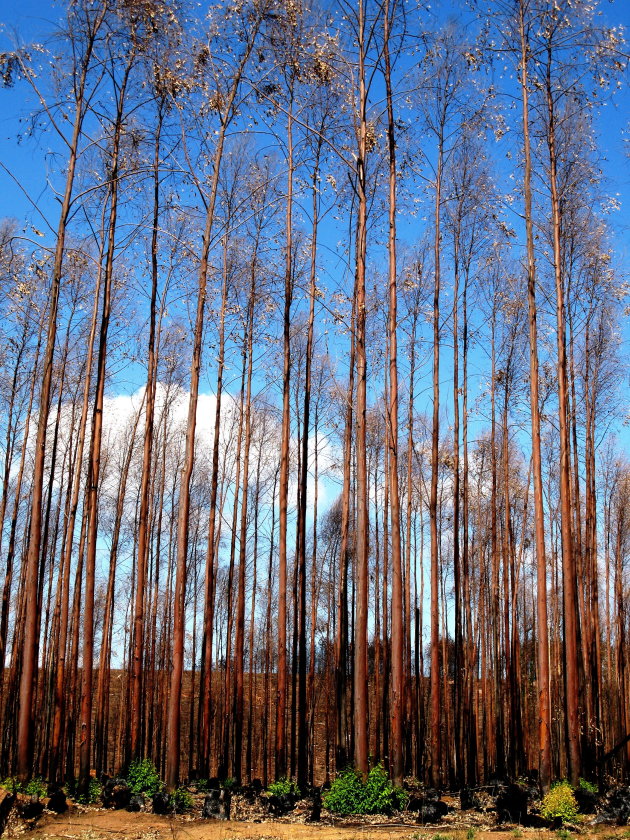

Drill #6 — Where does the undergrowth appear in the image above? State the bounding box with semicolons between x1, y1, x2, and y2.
170;787;193;813
267;777;300;798
126;759;162;797
323;764;408;815
0;776;47;798
541;781;579;824
577;778;598;794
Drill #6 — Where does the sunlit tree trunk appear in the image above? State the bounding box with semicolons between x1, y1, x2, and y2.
383;0;404;786
165;33;261;788
544;39;581;785
79;57;132;795
429;122;443;789
16;5;106;780
296;131;324;790
353;0;370;777
518;0;551;789
131;103;164;763
276;91;294;784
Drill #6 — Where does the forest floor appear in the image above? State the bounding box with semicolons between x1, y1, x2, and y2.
7;808;630;840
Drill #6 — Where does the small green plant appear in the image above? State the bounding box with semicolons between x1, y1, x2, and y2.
65;777;102;804
323;769;363;814
466;828;476;840
432;834;449;840
0;777;18;792
556;829;572;840
577;778;598;794
81;777;102;805
323;764;408;815
194;778;212;793
126;759;162;797
0;776;47;798
541;781;579;824
512;830;522;839
24;777;47;798
221;777;237;792
267;777;300;798
170;787;193;813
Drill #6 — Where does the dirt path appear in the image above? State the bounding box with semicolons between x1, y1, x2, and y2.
8;809;629;840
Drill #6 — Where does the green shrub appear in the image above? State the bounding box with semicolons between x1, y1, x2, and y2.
126;759;162;797
194;778;211;793
323;769;363;814
541;781;579;824
577;778;598;794
64;777;101;804
0;777;18;792
88;777;102;804
267;777;300;798
24;777;47;798
170;787;193;813
78;777;101;805
466;829;476;840
222;777;237;791
323;764;408;815
0;776;47;798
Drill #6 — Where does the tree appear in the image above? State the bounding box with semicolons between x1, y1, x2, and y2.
165;0;269;789
11;0;108;781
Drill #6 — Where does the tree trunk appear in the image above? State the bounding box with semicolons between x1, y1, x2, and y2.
545;42;581;785
131;104;164;764
383;0;404;787
79;58;131;794
518;0;552;790
429;130;443;789
16;8;105;780
165;38;259;788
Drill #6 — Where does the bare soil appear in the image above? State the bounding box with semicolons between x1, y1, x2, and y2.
6;808;630;840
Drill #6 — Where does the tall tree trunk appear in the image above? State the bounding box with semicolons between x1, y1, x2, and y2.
0;312;43;706
234;254;257;783
383;0;404;786
545;41;580;785
276;88;295;782
335;299;355;771
220;342;247;777
199;232;230;776
16;8;105;779
165;38;259;788
79;59;132;794
429;127;443;789
96;398;143;773
452;225;462;785
353;0;370;779
130;105;164;763
296;133;323;790
49;207;105;781
518;0;551;789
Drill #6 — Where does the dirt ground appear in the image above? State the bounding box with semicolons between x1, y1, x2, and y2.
7;809;630;840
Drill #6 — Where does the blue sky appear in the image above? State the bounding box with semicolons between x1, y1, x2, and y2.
1;0;629;447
